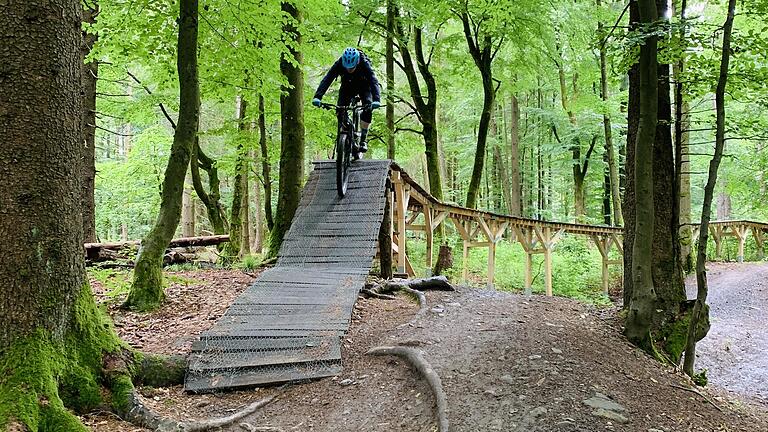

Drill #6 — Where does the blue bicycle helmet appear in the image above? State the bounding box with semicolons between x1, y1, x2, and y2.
341;47;360;69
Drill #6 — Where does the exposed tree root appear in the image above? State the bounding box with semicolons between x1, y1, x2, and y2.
375;276;455;294
360;288;397;300
120;390;276;432
367;346;449;432
403;287;428;316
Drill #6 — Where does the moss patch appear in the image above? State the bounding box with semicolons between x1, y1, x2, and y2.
125;257;166;311
0;284;123;431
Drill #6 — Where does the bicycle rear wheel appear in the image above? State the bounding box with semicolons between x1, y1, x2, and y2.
336;133;350;197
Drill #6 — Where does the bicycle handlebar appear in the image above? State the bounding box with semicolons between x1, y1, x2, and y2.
318;102;384;111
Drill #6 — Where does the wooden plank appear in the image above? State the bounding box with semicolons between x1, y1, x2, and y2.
185;361;343;393
189;343;342;372
192;336;332;352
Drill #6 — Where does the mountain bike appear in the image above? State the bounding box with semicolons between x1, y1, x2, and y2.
320;99;379;197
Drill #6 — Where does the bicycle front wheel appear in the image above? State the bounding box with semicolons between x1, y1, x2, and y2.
336;133;349;197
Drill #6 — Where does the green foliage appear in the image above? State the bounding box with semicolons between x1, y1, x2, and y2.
235;254;263;271
693;369;709;387
89;268;133;298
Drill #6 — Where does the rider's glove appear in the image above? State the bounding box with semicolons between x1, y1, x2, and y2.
312;98;322;107
371;101;381;109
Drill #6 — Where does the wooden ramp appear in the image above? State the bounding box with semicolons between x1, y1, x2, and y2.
185;160;390;392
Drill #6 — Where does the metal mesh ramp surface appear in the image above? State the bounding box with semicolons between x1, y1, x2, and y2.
185;159;390;392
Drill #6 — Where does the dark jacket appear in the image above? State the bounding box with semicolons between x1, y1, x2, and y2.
314;51;381;102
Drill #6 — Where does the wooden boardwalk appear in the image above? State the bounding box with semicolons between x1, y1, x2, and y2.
185;160;390;392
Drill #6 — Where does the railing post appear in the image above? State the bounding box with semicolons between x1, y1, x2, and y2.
736;224;747;262
424;206;434;276
488;240;496;290
393;172;408;275
378;178;393;279
543;227;553;297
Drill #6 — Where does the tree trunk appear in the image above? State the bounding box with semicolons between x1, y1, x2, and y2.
0;0;127;427
269;0;305;258
716;190;731;220
127;0;200;311
223;96;248;261
252;151;264;254
683;0;734;376
386;0;396;160
673;0;693;272
258;95;274;232
466;69;495;209
182;172;196;237
190;139;228;235
603;151;612;225
598;0;623;226
241;163;251;257
625;0;658;350
509;93;522;216
651;0;687;332
393;18;443;203
81;2;98;243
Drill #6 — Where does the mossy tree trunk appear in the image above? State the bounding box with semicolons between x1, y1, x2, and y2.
0;1;129;428
126;0;200;311
269;0;305;258
683;0;734;377
625;0;658;350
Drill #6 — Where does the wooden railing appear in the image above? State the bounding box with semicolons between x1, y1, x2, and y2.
385;163;767;296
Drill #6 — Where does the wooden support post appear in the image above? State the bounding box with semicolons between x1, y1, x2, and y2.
488;240;496;290
452;217;472;284
424;207;434;276
711;226;723;260
754;227;765;260
378;180;393;279
394;173;409;274
463;240;469;283
524;249;533;296
543;227;553;297
736;224;747;262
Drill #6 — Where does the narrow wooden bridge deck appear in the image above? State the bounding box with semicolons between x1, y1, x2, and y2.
185;159;768;392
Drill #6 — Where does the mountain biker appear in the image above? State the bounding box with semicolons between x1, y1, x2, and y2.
312;47;381;153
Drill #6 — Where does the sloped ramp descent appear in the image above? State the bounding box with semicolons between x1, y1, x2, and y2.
185;160;390;392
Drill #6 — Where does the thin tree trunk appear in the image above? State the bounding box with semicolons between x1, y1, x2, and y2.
258;95;274;232
716;189;731;220
127;0;200;311
181;171;196;237
393;18;443;202
253;160;264;254
386;0;396;160
673;0;693;272
269;0;305;257
241;160;251;257
598;0;623;225
190;139;227;234
603;151;612;225
81;2;99;243
509;93;522;216
683;0;734;376
223;96;248;260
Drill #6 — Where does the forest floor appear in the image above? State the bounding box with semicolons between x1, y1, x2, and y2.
82;265;768;432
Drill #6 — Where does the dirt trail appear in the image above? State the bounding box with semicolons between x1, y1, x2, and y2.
86;269;768;432
686;261;768;404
